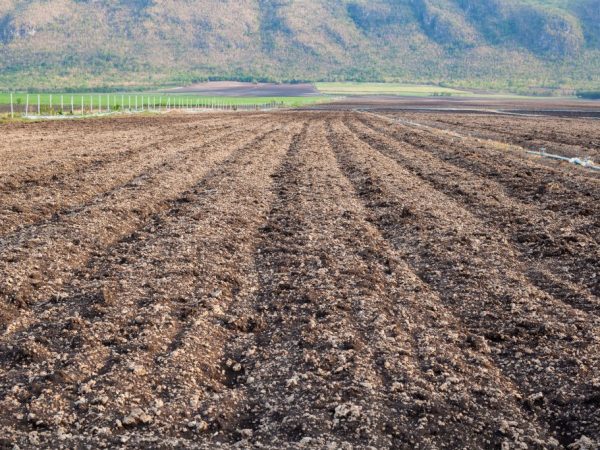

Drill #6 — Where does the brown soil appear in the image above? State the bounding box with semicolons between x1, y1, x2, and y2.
0;112;598;449
385;112;600;160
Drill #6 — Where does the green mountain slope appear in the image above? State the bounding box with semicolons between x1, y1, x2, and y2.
0;0;598;91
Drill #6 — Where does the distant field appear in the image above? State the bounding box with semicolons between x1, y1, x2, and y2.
315;82;473;97
165;81;320;97
313;82;581;100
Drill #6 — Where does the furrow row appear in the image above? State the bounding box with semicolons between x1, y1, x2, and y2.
0;118;252;236
0;119;303;447
345;116;599;308
219;119;556;448
326;118;600;445
0;119;281;333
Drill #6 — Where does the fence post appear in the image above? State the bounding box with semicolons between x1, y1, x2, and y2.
71;96;73;114
10;92;14;118
38;95;40;115
25;94;29;116
60;95;63;113
81;96;84;115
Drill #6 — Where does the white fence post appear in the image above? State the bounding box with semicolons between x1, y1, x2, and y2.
10;92;14;118
25;94;29;116
38;95;40;115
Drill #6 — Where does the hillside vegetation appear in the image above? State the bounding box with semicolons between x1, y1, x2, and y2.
0;0;598;91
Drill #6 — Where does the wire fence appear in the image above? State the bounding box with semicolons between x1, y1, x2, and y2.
2;93;286;119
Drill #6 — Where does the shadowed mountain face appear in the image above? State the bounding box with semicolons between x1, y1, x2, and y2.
0;0;598;89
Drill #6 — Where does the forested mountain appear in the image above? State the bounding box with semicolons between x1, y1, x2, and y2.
0;0;598;91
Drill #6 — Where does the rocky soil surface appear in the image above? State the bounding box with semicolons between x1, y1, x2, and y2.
0;112;598;449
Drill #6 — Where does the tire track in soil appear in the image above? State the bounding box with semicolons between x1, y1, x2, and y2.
0;118;280;333
0;119;304;447
326;116;600;446
358;114;600;206
0;118;253;236
216;118;555;449
343;117;600;311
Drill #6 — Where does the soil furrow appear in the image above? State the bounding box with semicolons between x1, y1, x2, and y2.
327;116;600;446
218;119;555;449
0;119;255;236
0;119;279;331
0;115;224;176
391;113;600;159
344;117;600;308
0;116;245;192
358;114;600;203
0;120;301;447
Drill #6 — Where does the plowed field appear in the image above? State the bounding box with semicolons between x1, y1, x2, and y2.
0;112;598;449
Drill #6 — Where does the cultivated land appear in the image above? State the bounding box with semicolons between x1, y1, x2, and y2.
386;112;600;160
0;110;599;449
164;82;320;97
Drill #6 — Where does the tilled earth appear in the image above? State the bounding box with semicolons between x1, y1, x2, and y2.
0;112;598;449
385;112;600;160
